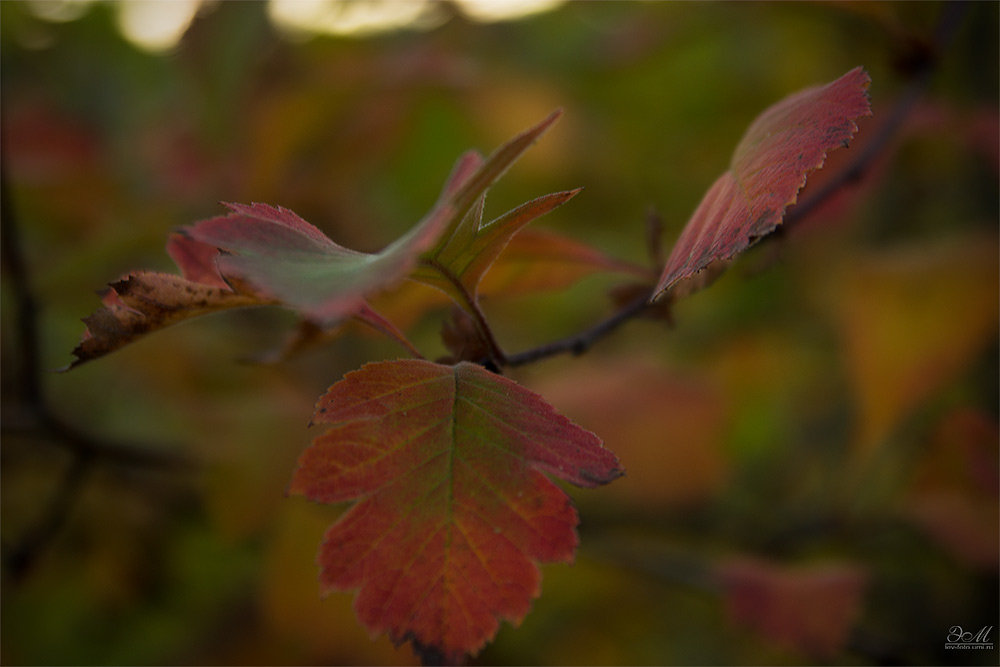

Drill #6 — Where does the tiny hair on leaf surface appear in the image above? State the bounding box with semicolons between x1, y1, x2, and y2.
288;359;622;662
653;66;872;300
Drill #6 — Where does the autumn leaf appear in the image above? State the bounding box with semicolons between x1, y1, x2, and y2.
902;407;999;569
831;232;999;461
65;272;268;370
653;67;872;300
412;184;582;304
189;111;564;325
288;359;622;662
67;233;419;369
717;558;868;659
480;228;651;298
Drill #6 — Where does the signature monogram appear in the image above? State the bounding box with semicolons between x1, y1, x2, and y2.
945;625;995;650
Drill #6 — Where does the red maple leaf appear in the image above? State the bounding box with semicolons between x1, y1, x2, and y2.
288;359;623;662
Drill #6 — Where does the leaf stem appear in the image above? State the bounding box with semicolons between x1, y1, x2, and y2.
421;259;508;367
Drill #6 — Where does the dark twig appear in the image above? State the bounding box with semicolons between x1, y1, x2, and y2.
2;447;93;580
505;289;652;367
1;168;193;580
1;166;42;409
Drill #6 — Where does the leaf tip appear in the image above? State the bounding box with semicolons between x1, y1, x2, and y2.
532;107;564;137
581;465;626;487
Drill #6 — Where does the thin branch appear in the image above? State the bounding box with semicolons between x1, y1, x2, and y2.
1;165;194;581
2;447;92;580
505;289;653;367
1;164;42;409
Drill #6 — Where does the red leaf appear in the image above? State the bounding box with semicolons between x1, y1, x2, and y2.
653;67;872;300
70;112;570;367
288;359;622;661
717;558;868;659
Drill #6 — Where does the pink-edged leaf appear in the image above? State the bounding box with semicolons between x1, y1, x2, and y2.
653;67;872;300
70;111;570;367
182;201;454;324
288;359;622;662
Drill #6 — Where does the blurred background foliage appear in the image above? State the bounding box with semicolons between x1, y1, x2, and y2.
2;1;997;665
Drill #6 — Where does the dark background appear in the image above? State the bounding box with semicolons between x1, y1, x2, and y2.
2;1;997;664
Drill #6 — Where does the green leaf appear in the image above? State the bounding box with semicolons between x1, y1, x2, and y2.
413;110;575;306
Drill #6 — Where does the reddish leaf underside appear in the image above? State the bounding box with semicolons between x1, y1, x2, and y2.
288;359;622;661
653;66;872;300
480;227;651;296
